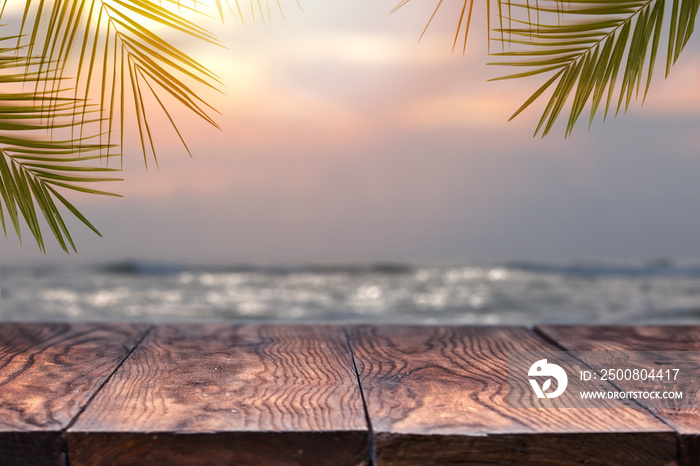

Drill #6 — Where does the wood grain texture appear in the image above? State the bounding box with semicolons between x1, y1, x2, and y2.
68;324;368;466
348;325;677;466
0;323;147;466
537;325;700;352
538;325;700;466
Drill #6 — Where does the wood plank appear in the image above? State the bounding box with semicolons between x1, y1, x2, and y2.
0;323;148;466
348;325;677;466
537;325;700;466
67;324;369;466
536;326;700;352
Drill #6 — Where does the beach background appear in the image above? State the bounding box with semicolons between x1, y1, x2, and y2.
4;259;700;323
1;1;700;323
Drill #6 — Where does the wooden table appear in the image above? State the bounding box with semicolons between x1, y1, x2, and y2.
0;323;697;465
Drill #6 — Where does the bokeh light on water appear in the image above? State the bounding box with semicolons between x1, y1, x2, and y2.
2;261;700;323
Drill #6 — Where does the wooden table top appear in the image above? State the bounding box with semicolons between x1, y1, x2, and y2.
0;323;697;465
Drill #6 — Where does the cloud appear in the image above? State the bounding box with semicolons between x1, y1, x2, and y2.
275;32;455;66
398;86;526;131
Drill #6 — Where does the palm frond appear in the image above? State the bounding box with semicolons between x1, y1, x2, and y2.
399;0;698;136
0;35;120;253
489;0;698;137
0;1;306;253
11;0;223;165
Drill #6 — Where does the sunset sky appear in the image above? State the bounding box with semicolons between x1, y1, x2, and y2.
2;0;700;265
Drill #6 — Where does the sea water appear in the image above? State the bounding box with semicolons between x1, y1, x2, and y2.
2;260;700;323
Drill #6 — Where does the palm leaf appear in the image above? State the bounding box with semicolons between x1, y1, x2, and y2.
0;1;305;252
12;0;223;164
399;0;698;136
488;0;698;136
0;0;226;251
0;35;120;253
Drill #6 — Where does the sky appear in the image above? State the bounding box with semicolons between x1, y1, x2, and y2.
1;0;700;265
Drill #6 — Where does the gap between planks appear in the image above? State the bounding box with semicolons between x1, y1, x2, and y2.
343;326;378;466
59;325;154;465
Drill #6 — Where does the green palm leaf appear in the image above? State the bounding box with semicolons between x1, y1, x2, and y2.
0;35;120;253
0;1;229;252
399;0;698;136
490;0;698;136
0;1;291;253
15;0;223;164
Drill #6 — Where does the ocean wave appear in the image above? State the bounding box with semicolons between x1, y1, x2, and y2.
504;259;700;277
94;261;414;276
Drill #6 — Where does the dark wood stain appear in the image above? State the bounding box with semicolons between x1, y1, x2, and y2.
1;323;696;465
69;431;368;466
348;325;677;465
0;323;147;465
67;324;368;465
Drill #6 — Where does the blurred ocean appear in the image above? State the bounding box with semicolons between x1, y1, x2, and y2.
2;260;700;324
